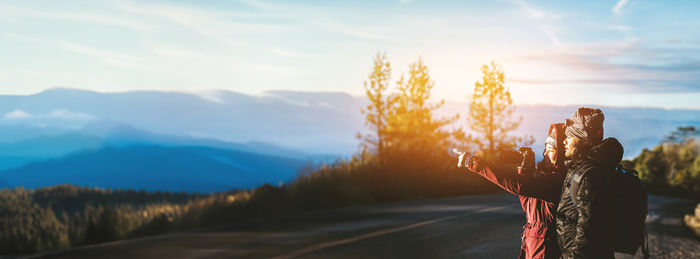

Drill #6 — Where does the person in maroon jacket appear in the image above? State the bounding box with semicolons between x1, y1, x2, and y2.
456;123;567;259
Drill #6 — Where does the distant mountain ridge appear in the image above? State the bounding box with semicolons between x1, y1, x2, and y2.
6;87;698;159
0;88;698;192
0;121;310;192
0;88;362;155
0;145;305;193
0;122;309;169
4;87;700;157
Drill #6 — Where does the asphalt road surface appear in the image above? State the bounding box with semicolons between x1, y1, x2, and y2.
27;193;699;259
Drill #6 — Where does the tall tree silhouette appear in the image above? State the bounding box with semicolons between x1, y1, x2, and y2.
358;52;393;165
467;61;532;159
385;57;458;164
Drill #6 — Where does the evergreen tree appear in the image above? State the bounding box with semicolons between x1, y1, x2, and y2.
663;126;700;144
384;57;458;165
358;52;393;165
467;61;532;159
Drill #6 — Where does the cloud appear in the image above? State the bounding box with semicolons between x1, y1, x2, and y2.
0;2;156;31
35;11;157;31
152;46;214;60
117;2;242;46
4;32;47;44
46;109;96;120
4;110;32;119
239;0;285;10
191;90;226;104
58;41;147;70
3;109;96;121
510;0;563;20
322;24;387;40
508;77;699;92
539;24;564;48
116;1;296;48
512;0;545;19
508;41;700;93
5;33;150;70
272;48;305;58
205;0;388;41
231;63;307;75
613;0;630;15
506;0;565;47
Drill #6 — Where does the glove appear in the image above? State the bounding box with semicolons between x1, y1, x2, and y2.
452;148;471;168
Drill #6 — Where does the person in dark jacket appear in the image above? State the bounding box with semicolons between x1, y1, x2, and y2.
457;123;567;259
556;107;623;259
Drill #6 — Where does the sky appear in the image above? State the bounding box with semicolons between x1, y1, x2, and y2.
1;0;700;109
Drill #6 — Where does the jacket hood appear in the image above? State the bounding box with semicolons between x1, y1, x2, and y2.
585;137;623;169
539;123;567;172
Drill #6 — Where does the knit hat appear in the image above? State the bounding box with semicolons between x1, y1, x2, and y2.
565;107;604;145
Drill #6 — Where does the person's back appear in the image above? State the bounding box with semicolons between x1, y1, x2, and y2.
556;108;621;259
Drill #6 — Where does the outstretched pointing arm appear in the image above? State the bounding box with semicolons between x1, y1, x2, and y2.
464;156;561;203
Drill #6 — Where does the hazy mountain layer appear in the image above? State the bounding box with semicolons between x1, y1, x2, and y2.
0;145;305;192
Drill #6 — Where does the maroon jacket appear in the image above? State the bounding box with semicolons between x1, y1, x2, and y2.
466;124;566;259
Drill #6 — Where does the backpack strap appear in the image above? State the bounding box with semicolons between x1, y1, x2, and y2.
570;174;580;208
569;167;587;208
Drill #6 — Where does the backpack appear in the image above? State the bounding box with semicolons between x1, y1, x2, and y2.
568;165;649;257
610;165;649;258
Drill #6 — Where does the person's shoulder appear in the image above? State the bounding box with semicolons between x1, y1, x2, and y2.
573;160;597;176
574;160;613;189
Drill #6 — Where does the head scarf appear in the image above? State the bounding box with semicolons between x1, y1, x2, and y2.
565;107;604;145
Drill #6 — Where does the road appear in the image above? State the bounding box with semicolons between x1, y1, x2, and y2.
27;193;699;259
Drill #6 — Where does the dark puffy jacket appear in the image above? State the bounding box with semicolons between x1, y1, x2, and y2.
555;138;623;259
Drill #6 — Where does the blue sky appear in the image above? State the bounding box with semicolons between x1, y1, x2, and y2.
1;0;700;109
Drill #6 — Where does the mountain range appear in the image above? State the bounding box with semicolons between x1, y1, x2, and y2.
0;88;698;192
0;145;304;193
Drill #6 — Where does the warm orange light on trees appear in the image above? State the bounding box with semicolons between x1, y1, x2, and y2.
358;52;393;166
358;53;462;169
467;61;533;159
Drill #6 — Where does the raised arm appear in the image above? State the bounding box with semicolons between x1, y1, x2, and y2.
465;156;562;203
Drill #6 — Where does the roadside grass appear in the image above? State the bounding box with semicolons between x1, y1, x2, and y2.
0;158;495;255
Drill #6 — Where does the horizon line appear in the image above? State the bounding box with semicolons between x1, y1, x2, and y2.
4;86;700;112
